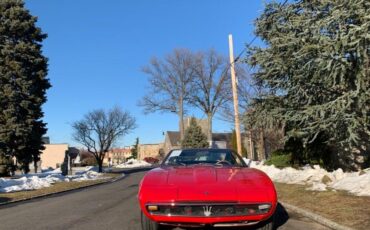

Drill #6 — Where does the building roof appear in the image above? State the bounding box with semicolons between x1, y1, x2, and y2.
68;147;80;159
166;131;181;147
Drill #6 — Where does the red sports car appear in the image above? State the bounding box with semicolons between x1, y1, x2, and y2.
138;149;277;229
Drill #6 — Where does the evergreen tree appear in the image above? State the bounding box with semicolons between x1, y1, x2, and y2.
246;0;369;166
181;118;209;149
131;137;139;159
0;0;50;173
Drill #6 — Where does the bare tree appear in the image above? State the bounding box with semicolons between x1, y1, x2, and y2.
189;49;232;142
139;49;195;140
72;107;136;172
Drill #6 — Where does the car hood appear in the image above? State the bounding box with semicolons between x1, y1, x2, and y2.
140;165;276;203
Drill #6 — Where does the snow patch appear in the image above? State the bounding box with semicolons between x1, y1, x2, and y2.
114;159;151;169
244;158;370;197
0;167;109;193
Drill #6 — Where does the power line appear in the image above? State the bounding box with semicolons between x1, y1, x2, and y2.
220;34;258;79
234;35;257;63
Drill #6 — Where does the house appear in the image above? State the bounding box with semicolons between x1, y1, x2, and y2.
162;117;215;152
163;117;249;152
162;129;284;161
163;131;181;152
40;144;69;169
104;148;132;165
211;133;234;149
183;117;209;134
137;143;164;160
163;131;247;153
138;116;283;161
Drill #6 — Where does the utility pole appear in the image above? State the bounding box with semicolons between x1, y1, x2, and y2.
228;34;242;155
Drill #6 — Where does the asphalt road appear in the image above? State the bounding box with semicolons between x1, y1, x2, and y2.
0;171;329;230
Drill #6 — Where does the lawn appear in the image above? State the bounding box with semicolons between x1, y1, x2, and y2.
275;182;370;230
0;173;121;204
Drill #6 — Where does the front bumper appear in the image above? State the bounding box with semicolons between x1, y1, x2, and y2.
143;202;276;226
160;220;260;228
147;202;272;217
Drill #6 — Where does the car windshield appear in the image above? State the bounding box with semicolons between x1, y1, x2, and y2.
162;149;246;167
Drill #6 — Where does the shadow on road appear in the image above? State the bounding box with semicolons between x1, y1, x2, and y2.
274;202;290;229
0;197;11;205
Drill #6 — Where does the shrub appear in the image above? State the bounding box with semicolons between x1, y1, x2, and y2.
0;155;14;176
265;149;292;168
282;135;336;170
265;154;292;168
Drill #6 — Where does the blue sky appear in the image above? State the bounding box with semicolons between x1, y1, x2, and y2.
24;0;265;147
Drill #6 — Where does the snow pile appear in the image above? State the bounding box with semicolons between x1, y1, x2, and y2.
331;169;370;196
72;171;104;182
245;158;370;197
114;159;152;169
0;175;64;193
46;168;62;174
0;169;107;193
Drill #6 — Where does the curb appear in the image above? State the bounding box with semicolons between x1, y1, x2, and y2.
281;202;354;230
0;173;126;207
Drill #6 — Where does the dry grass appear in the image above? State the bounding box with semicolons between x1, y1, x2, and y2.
275;182;370;230
0;173;121;204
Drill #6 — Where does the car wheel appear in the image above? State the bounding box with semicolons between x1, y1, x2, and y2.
141;211;162;230
256;214;274;230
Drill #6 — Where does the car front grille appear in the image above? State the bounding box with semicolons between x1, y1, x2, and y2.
146;203;271;217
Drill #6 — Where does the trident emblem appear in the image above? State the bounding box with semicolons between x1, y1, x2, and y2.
203;206;212;217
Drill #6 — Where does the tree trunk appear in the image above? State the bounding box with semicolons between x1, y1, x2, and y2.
97;159;103;173
207;113;213;144
248;130;254;160
23;163;30;174
259;128;266;160
34;160;38;173
179;98;185;141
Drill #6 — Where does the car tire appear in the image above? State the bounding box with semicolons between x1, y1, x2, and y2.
141;211;162;230
256;214;274;230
